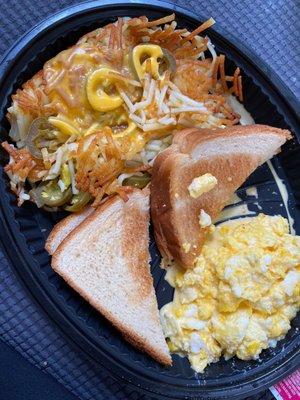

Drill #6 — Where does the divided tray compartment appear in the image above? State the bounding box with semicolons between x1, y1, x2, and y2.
0;1;299;399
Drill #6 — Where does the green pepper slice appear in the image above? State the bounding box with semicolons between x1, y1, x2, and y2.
25;117;53;159
122;172;151;189
64;192;92;212
34;181;72;207
160;48;176;75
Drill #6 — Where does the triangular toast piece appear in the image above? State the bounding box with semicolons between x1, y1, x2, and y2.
151;125;291;268
45;206;94;255
52;188;171;365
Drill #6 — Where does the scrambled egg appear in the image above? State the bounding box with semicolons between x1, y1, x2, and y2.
160;214;300;373
188;173;218;199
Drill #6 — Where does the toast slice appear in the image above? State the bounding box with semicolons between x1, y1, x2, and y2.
45;206;94;255
151;125;291;268
52;189;171;365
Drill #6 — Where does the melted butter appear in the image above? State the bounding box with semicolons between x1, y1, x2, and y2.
253;201;262;211
227;95;255;126
245;186;258;198
267;160;295;234
214;204;255;223
227;192;242;205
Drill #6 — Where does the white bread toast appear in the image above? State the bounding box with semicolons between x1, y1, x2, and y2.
45;206;94;255
151;125;291;268
51;188;171;366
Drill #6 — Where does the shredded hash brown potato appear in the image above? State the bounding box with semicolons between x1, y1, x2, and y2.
76;128;125;206
2;14;246;211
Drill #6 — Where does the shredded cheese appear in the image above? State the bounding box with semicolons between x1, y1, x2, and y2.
120;78;209;133
68;159;79;195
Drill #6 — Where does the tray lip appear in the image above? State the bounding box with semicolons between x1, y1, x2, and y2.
0;0;299;124
0;1;299;399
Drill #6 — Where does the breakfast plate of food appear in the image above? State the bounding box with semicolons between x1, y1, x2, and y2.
0;1;299;399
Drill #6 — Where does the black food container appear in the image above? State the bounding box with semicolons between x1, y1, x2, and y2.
0;1;299;399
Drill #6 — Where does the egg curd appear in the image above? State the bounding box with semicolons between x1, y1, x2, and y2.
160;214;300;373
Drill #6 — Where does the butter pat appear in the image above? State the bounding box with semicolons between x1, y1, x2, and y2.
199;209;212;228
183;242;191;253
188;173;218;199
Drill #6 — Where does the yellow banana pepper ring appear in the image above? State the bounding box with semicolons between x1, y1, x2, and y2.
86;67;123;112
132;44;164;81
48;117;80;136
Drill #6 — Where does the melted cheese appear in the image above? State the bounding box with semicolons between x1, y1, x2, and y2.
43;42;151;156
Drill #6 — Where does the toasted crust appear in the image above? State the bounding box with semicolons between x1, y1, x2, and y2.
45;206;94;255
172;125;291;151
52;197;120;253
52;189;171;366
151;125;291;268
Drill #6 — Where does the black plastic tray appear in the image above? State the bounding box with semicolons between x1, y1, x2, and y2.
0;1;299;399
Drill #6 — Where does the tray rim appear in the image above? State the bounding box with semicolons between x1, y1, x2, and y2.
0;1;299;399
